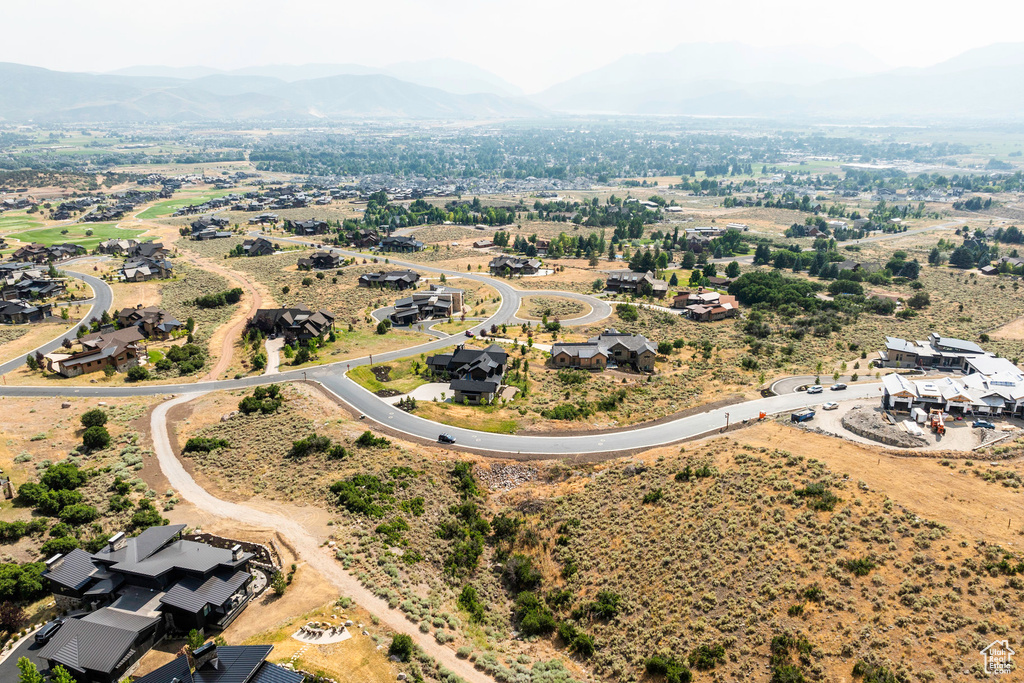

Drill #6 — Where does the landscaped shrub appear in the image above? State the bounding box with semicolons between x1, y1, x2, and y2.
126;366;149;382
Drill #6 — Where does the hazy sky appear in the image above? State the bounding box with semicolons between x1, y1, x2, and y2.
5;0;1023;91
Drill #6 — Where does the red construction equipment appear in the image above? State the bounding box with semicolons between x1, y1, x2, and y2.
929;409;946;435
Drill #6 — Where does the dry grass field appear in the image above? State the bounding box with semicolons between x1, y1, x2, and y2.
168;383;1024;683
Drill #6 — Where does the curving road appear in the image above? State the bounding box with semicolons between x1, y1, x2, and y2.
0;260;114;375
0;234;886;456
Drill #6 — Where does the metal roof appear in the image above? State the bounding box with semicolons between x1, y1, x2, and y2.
160;569;250;613
193;646;273;683
37;618;140;675
82;606;160;632
133;652;193;683
93;524;185;566
43;548;100;591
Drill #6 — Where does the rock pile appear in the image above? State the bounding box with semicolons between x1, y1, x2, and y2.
475;463;538;491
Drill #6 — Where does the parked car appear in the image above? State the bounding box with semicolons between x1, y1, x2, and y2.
807;385;824;394
35;619;64;644
822;402;839;411
438;433;456;444
465;330;474;337
972;420;995;429
830;383;847;391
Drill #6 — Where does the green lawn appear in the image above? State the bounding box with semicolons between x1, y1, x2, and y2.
7;223;145;249
349;357;429;394
0;213;44;231
137;189;235;219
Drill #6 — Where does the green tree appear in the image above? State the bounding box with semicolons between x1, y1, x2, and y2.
271;571;287;595
82;425;111;451
18;657;43;683
80;408;107;428
725;261;741;278
51;666;75;683
187;629;205;651
389;633;415;662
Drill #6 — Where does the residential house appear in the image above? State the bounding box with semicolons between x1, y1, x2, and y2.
1;269;66;301
879;333;987;370
116;305;183;340
347;228;379;248
882;358;1024;416
605;270;669;298
11;243;85;263
134;643;302;683
297;251;343;270
249;305;335;342
389;285;463;324
242;237;276;257
489;255;541;276
0;299;52;323
550;329;658;372
40;526;256;683
358;270;420;289
45;326;145;377
672;289;739;322
121;257;173;282
128;241;168;259
426;344;508;405
96;238;139;255
380;235;424;253
247;213;278;225
287;219;329;235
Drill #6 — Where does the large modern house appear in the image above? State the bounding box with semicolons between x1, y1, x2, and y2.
551;329;658;372
671;289;740;322
134;643;302;683
390;285;463;324
605;270;668;298
882;356;1024;416
116;305;184;340
45;326;145;377
489;255;541;276
427;344;508;404
121;256;173;282
0;299;53;324
297;251;342;270
249;305;335;342
39;525;256;683
358;270;420;289
879;333;988;370
380;235;424;252
242;237;276;257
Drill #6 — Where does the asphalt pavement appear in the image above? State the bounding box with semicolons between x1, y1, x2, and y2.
0;262;113;375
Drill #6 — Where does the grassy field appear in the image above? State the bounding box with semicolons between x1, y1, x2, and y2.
136;189;236;219
0;213;44;231
412;400;518;434
7;222;145;248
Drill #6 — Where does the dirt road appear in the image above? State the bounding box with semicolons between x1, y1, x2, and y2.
150;394;491;683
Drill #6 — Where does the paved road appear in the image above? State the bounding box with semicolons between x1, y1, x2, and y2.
508;289;611;326
0;260;114;375
0;233;887;455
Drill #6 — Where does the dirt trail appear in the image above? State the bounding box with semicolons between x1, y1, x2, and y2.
151;394;492;683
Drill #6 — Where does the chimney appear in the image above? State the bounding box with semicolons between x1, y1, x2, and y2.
192;641;218;670
108;531;127;552
45;554;66;572
231;544;243;561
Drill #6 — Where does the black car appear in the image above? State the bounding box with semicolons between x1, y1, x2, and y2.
35;619;64;644
438;433;456;444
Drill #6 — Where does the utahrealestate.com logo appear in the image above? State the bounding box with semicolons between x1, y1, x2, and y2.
981;640;1015;675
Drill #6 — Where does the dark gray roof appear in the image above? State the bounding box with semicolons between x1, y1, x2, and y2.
450;379;499;393
44;548;100;591
105;539;252;579
249;663;305;683
82;607;160;632
160;569;250;613
37;618;139;674
133;646;303;683
194;646;273;683
93;524;186;566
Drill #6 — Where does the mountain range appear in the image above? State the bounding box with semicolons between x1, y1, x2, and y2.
1;42;1023;123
